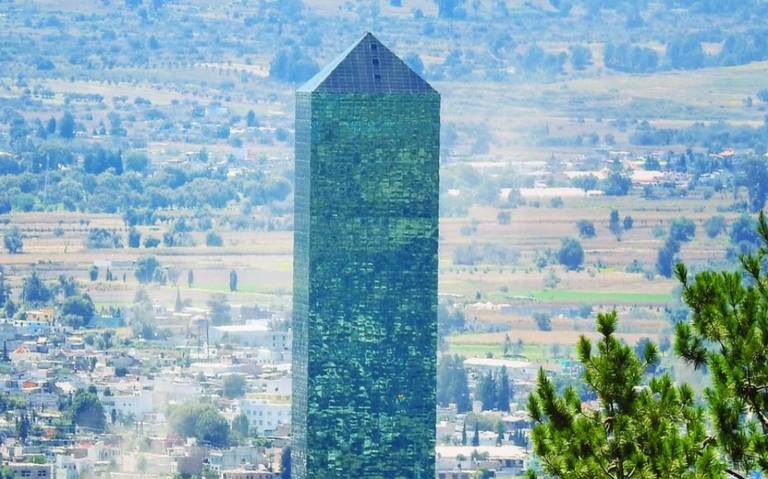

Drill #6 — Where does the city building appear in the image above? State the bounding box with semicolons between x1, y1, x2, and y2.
239;396;291;435
291;32;440;478
209;322;290;350
7;463;52;479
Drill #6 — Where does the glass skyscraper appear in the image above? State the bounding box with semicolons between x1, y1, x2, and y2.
291;33;440;479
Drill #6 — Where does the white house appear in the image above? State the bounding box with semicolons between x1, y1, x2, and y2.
209;322;290;351
103;388;153;421
237;397;290;435
463;358;537;383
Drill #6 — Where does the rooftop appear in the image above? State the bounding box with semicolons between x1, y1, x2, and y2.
298;32;436;94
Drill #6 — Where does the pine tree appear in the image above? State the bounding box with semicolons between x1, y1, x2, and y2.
472;421;480;447
453;357;472;413
525;312;724;479
16;413;29;444
609;208;622;239
461;421;467;445
175;288;183;312
437;355;452;406
187;269;194;288
495;420;505;446
478;371;497;411
502;333;513;356
497;366;511;412
229;270;238;292
674;210;768;478
437;355;471;413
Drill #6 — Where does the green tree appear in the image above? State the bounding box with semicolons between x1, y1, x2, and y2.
196;409;230;448
246;110;258;128
3;227;23;254
435;0;466;18
71;389;106;432
674;211;768;477
704;215;726;239
609;209;622;238
557;237;584;270
59;294;96;329
59;112;75;139
739;156;768;213
187;269;194;288
134;256;160;284
169;401;229;448
534;312;552;332
231;413;249;439
461;421;467;445
206;231;223;247
143;236;160;248
437;355;471;413
657;238;681;278
478;371;497;411
670;217;696;243
128;228;141;248
269;47;319;83
229;270;238;292
223;374;246;398
15;413;29;444
175;288;183;312
573;174;599;192
89;265;99;281
502;333;513;356
207;294;231;325
570;45;593;70
21;272;52;305
576;220;596;239
472;421;480;447
526;312;724;479
280;446;291;479
601;160;632;196
497;366;511;412
495;419;506;446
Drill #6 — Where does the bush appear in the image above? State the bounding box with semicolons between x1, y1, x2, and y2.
3;227;23;254
669;218;696;242
534;312;552;331
558;237;584;270
143;236;160;248
704;215;726;239
576;220;596;238
128;228;141;248
206;231;223;247
86;229;123;249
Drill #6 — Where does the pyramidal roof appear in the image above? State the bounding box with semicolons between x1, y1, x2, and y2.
297;32;436;94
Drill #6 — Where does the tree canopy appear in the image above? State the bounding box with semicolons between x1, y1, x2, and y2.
526;311;724;479
169;401;230;448
674;211;768;477
70;389;106;432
